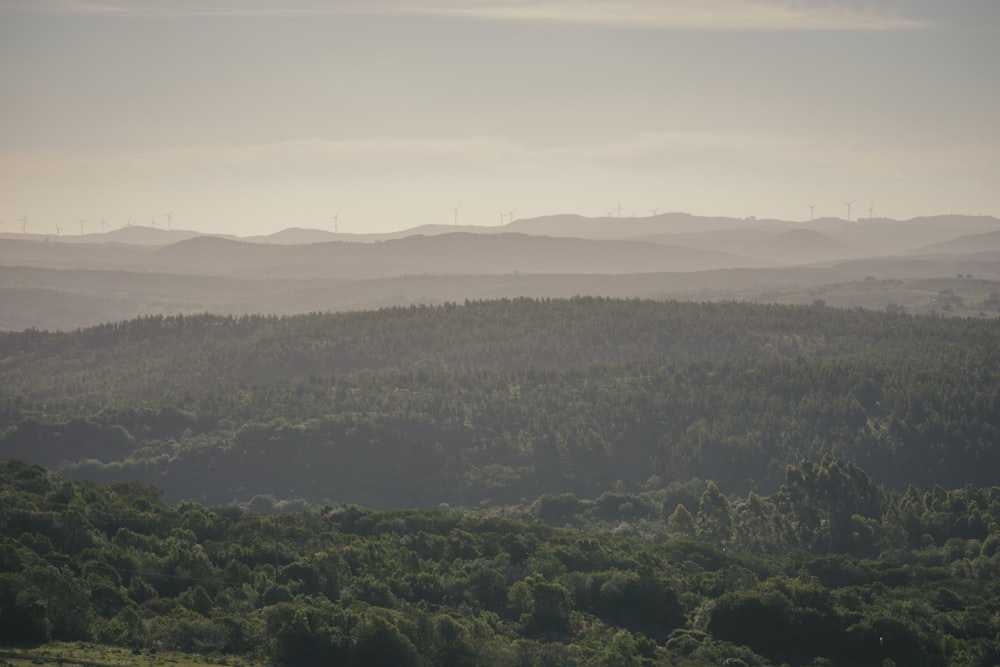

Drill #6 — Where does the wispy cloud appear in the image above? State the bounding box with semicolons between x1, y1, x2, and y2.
412;0;926;31
1;0;926;30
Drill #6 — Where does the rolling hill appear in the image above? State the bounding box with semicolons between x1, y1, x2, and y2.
4;213;1000;332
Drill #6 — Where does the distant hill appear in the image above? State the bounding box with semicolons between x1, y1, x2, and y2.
636;228;860;265
98;226;208;245
147;232;773;278
0;260;857;332
903;229;1000;256
0;227;206;246
244;223;508;245
504;212;749;239
764;228;861;264
505;213;1000;256
246;226;340;244
3;213;1000;331
5;213;997;254
0;237;157;270
0;233;666;277
823;215;1000;256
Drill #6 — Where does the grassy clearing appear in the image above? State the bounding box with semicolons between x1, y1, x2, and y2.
0;643;263;667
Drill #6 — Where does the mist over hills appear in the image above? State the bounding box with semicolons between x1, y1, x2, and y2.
636;228;861;265
150;232;768;278
2;212;999;331
903;229;1000;256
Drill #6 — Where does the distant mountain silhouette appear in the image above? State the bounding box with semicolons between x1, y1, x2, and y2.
3;212;1000;331
245;227;340;244
96;226;206;245
504;212;745;239
634;228;859;265
246;223;510;245
0;238;157;270
147;232;773;278
505;213;1000;257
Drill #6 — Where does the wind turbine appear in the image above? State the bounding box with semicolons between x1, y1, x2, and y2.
151;215;157;229
126;216;133;227
100;217;106;233
867;201;875;219
451;205;460;226
17;214;28;233
79;217;87;235
506;209;515;224
330;211;340;233
55;224;64;236
842;200;854;222
650;207;659;216
807;202;816;221
498;209;505;226
163;210;174;231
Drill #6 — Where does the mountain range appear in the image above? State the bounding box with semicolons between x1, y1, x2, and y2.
2;212;999;330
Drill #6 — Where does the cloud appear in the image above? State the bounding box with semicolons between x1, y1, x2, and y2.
410;0;926;31
1;0;926;30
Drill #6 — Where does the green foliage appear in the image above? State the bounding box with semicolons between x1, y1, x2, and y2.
4;299;1000;664
1;459;999;665
4;299;1000;510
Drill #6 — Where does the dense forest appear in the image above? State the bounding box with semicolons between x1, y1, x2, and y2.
3;298;1000;664
1;299;999;506
2;458;1000;666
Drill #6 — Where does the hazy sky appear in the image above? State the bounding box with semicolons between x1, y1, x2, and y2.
1;0;998;236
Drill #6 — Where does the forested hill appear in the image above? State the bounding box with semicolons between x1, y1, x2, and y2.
2;298;997;406
2;299;999;508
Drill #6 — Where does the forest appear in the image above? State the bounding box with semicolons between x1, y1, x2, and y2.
1;298;999;506
2;457;999;666
2;298;1000;664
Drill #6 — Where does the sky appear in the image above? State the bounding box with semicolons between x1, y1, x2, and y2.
1;0;998;236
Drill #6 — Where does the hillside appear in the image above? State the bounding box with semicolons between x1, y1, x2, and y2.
2;299;998;508
904;229;1000;256
0;232;769;279
639;228;861;265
